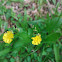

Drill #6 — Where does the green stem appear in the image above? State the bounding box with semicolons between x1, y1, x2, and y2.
53;44;60;62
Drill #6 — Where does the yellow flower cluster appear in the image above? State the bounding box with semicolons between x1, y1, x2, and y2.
31;34;42;45
3;31;14;44
3;31;42;46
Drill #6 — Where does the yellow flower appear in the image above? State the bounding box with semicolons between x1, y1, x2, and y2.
31;34;42;45
3;31;14;44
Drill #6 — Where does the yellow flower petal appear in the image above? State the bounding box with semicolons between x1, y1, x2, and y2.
31;34;42;45
3;31;14;44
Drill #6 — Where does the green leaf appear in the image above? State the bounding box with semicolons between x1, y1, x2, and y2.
13;31;31;49
0;48;10;57
52;0;56;5
28;28;33;36
38;56;42;62
28;19;44;25
19;9;28;30
0;5;6;15
5;9;11;20
46;17;62;33
10;0;24;2
10;58;15;62
24;59;27;62
0;33;3;41
3;59;8;62
42;51;47;55
34;53;37;59
46;32;61;42
27;56;31;62
46;48;52;52
4;22;8;30
53;44;60;62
